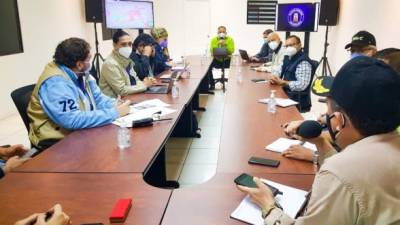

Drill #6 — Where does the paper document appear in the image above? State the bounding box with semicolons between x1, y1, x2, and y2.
160;73;173;79
258;98;298;107
265;137;317;153
212;68;230;79
231;179;308;225
172;66;186;71
131;99;170;112
113;99;175;127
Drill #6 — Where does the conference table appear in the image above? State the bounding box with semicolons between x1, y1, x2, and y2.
0;56;315;225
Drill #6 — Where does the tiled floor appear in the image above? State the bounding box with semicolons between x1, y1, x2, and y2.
165;90;225;188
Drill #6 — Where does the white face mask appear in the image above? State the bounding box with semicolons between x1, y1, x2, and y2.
218;33;226;39
285;46;298;57
268;41;279;51
118;47;132;59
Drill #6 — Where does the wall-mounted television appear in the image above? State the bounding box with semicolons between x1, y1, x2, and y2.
0;0;24;56
104;0;154;29
275;3;320;32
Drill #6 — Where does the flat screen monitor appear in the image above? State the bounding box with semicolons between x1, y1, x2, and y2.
0;0;23;56
275;3;319;32
104;0;154;29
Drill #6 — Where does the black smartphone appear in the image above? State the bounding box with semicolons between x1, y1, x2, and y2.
248;157;280;168
234;173;282;196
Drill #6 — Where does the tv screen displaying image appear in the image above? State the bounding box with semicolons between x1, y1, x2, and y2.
275;3;319;32
104;0;154;29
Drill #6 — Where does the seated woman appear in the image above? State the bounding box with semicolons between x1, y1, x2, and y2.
150;27;173;75
130;33;157;80
100;29;154;98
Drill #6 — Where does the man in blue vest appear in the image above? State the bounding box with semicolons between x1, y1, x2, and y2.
270;35;315;112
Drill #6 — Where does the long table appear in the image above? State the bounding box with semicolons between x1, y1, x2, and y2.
0;56;315;224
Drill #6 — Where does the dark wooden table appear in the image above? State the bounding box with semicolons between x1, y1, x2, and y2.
0;173;171;225
1;56;315;225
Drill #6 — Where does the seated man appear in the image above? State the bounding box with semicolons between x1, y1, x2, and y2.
0;145;29;179
239;56;400;224
100;30;154;98
28;38;130;150
208;26;235;89
270;35;315;112
250;29;273;63
150;27;173;75
345;30;377;59
266;32;286;76
130;33;157;80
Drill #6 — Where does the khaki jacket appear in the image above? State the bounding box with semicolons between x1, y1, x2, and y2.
265;133;400;225
100;50;146;98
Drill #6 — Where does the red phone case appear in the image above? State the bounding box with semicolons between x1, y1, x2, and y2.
109;198;132;223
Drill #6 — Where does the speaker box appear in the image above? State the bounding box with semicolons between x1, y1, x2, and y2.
319;0;339;26
85;0;103;23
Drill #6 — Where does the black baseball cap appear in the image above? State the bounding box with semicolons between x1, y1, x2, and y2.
330;56;400;119
345;31;376;49
312;76;335;97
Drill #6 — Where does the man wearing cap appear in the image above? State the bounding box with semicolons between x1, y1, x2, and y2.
238;56;400;224
270;35;316;112
250;29;274;63
345;30;377;59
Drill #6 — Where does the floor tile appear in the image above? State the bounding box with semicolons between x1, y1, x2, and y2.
165;138;193;149
178;164;217;184
185;148;219;164
190;137;220;149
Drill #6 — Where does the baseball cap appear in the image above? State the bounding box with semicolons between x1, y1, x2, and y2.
330;56;400;120
312;76;335;97
345;31;376;49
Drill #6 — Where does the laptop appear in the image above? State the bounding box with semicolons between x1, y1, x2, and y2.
160;64;188;80
145;71;178;94
239;49;250;61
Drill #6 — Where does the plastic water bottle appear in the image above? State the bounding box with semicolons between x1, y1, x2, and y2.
237;67;243;83
267;90;277;114
117;120;131;150
172;79;179;98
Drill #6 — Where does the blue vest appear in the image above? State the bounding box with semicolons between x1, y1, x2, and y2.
281;51;315;112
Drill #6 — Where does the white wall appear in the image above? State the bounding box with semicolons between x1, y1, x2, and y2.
1;0;400;119
0;0;114;119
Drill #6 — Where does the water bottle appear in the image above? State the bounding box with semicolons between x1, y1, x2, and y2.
172;79;179;98
117;120;131;150
237;67;243;83
267;90;277;114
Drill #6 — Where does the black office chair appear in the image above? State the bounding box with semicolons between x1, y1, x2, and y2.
212;48;230;92
10;84;35;132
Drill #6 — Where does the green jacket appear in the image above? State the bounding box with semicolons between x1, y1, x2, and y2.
100;50;147;98
210;36;235;61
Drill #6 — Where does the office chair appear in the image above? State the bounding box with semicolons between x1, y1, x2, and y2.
212;48;230;92
10;84;35;132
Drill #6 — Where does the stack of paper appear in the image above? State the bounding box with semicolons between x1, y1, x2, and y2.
231;179;308;225
265;137;317;153
113;99;176;127
258;98;298;107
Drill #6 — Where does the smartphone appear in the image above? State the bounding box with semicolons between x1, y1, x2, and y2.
234;173;282;196
251;78;266;83
248;157;280;168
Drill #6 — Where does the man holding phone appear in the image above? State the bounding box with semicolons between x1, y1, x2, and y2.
238;57;400;224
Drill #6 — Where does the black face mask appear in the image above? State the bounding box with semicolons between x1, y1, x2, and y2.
326;113;346;152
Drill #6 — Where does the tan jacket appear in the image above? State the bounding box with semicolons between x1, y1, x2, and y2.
265;133;400;225
100;50;146;98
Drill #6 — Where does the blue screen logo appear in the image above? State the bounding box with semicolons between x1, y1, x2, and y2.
287;8;305;27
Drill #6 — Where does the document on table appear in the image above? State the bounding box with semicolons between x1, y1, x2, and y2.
113;99;175;127
258;98;298;107
231;179;308;225
265;137;317;153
